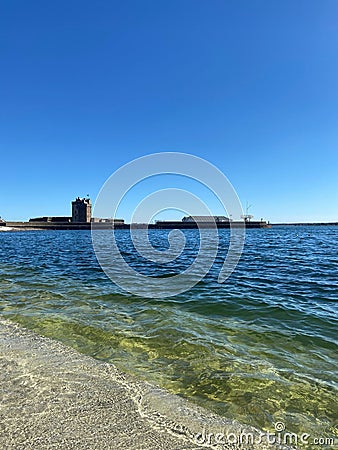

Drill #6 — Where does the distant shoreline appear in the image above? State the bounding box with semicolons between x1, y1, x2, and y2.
1;220;267;230
1;221;337;231
272;222;338;226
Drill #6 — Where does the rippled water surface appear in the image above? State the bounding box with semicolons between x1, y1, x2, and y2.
0;226;337;441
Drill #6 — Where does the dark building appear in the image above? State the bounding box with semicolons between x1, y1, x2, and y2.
182;215;229;223
72;197;92;223
29;217;71;223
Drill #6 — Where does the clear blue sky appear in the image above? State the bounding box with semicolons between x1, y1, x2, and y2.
1;0;337;222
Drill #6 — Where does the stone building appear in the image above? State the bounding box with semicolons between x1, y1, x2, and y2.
72;197;92;223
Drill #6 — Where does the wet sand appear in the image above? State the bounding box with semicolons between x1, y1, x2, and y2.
0;318;288;449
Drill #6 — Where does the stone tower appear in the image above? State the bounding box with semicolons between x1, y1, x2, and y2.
72;197;92;223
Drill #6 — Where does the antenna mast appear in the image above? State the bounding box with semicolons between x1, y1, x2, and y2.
241;202;254;222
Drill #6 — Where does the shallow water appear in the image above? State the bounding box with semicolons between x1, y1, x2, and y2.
0;226;337;444
2;317;290;450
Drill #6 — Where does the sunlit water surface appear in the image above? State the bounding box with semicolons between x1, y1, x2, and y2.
0;226;337;443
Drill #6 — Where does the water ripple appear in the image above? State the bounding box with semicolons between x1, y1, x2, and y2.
0;226;337;442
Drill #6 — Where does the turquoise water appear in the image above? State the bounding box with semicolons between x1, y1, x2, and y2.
0;226;337;442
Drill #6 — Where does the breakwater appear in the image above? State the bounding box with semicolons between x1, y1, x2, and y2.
2;220;269;230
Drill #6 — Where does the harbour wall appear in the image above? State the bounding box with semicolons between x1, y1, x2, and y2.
3;221;269;230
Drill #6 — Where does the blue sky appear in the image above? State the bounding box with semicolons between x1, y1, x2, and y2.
1;0;337;222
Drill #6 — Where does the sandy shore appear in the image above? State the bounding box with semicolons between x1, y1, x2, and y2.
0;318;289;449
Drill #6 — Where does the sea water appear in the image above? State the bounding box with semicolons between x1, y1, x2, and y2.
0;226;337;442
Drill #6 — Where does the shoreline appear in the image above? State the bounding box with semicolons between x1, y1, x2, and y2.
0;317;287;450
1;222;337;232
2;221;267;230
